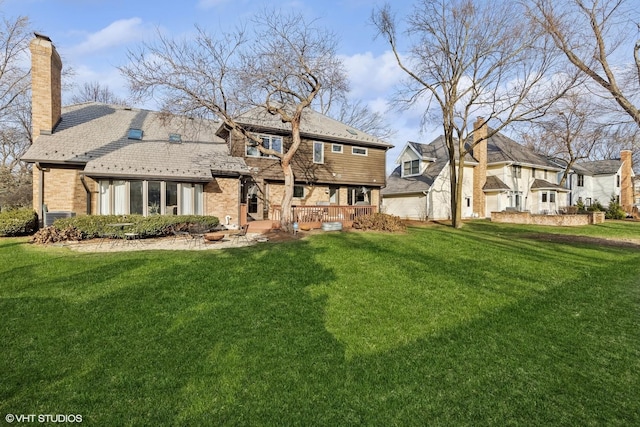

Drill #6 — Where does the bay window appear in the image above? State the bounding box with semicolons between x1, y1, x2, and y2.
98;180;203;216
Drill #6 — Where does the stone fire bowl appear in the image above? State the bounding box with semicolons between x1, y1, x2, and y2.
204;232;225;242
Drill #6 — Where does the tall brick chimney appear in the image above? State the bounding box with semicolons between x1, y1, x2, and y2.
620;149;633;212
472;117;488;217
30;33;62;138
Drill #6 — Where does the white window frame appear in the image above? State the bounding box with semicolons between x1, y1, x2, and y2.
402;159;420;177
313;141;324;164
352;146;368;156
246;135;283;158
331;144;343;153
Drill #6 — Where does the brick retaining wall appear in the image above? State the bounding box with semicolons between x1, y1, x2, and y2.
491;211;605;226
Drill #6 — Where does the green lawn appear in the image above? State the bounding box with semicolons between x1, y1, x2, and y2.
1;221;639;425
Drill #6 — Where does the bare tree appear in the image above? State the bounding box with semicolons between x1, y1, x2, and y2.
520;90;604;185
70;81;128;105
0;11;33;209
0;13;30;120
120;10;347;229
372;0;576;228
324;99;395;141
527;0;640;127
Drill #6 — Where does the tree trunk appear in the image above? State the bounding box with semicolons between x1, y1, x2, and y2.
279;118;303;231
280;160;295;230
453;155;465;228
449;159;461;228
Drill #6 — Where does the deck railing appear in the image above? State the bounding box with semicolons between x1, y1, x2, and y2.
271;205;377;225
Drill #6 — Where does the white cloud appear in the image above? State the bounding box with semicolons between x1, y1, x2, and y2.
341;50;404;99
69;18;147;56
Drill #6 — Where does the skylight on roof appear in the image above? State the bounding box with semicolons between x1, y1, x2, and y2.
169;133;182;143
346;128;358;135
128;128;143;140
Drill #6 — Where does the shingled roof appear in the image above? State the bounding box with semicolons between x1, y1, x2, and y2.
22;102;249;181
383;138;453;195
226;107;393;149
474;130;562;169
573;159;622;176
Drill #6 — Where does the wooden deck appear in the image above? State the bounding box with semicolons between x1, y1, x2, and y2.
254;204;377;231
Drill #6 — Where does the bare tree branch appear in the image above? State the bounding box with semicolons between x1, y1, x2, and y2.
527;0;640;127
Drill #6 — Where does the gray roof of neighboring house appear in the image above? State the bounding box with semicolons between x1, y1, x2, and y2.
483;176;510;191
479;130;562;169
228;107;393;149
383;138;451;195
384;129;565;197
574;159;622;176
408;138;477;163
22;103;249;180
530;179;570;192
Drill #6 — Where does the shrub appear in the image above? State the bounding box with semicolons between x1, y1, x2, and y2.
565;206;579;215
352;213;406;232
32;214;220;242
588;200;605;212
0;208;38;236
605;196;626;220
575;199;586;212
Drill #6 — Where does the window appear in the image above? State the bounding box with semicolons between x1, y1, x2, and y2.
113;180;126;215
403;159;420;176
130;181;144;214
577;174;584;187
166;182;178;215
348;186;370;205
329;186;339;204
512;165;522;178
293;185;305;198
542;192;548;203
617;174;620;187
99;181;110;215
148;181;161;215
352;146;368;156
332;144;343;153
313;141;324;164
532;168;536;178
98;180;201;216
544;169;548;179
128;128;143;140
550;192;556;203
246;135;283;158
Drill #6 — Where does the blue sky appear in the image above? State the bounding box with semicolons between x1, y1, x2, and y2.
3;0;439;169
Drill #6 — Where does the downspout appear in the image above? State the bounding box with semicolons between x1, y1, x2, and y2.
80;175;92;214
423;190;430;220
35;162;46;227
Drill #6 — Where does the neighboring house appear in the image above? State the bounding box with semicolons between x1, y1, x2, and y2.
382;118;569;220
567;151;635;211
22;34;391;226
